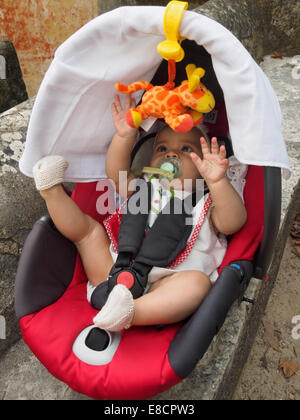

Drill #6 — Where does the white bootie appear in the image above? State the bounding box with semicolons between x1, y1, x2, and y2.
93;284;135;332
33;155;69;191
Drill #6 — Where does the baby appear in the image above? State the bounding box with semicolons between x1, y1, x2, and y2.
33;94;247;331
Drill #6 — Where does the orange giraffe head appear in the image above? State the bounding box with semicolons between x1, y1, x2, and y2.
176;65;215;113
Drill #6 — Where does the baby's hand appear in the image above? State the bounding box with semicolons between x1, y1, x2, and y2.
111;94;137;139
190;137;229;186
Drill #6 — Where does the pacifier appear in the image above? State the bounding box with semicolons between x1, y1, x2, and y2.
136;157;183;181
157;157;183;180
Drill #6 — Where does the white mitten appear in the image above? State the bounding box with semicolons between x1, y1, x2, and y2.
93;284;135;332
33;155;69;191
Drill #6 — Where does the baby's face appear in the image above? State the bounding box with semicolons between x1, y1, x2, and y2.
150;127;203;191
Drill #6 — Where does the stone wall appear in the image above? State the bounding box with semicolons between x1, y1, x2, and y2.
257;0;300;56
98;0;208;14
195;0;300;61
0;99;47;355
0;0;98;97
0;40;28;114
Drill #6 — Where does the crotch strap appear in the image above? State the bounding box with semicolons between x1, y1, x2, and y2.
107;179;197;299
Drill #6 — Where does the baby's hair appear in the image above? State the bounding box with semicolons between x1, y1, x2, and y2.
193;123;210;143
153;122;210;151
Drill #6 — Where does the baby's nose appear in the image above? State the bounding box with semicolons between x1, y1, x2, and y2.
165;150;179;158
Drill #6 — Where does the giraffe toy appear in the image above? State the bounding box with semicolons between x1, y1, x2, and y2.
115;64;215;133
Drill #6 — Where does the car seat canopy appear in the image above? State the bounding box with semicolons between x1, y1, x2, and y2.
19;6;290;182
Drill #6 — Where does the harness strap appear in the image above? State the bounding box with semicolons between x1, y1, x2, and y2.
106;177;204;302
92;179;206;307
134;196;193;267
118;180;152;255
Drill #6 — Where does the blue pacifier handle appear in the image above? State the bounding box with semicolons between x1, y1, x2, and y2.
157;157;183;179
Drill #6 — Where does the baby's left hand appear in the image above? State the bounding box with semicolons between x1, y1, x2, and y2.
190;137;229;186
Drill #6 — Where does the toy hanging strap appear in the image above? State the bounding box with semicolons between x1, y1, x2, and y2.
164;59;176;90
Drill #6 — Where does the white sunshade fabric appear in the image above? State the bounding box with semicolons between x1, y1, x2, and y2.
19;6;291;182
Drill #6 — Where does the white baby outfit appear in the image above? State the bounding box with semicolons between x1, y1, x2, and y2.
87;156;247;302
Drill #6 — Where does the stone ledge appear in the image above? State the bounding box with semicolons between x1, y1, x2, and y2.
0;99;47;355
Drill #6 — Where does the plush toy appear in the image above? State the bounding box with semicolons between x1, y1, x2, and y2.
115;64;215;133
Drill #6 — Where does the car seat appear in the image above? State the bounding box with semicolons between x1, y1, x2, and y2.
15;11;283;400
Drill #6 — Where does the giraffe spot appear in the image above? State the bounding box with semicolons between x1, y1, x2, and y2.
157;90;169;101
167;95;179;107
136;83;146;90
117;84;128;92
174;105;183;113
179;84;188;92
192;90;204;99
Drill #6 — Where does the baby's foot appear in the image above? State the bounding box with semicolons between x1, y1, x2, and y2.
33;155;69;191
93;284;135;332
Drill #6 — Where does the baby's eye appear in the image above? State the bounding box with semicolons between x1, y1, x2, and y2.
157;146;167;153
181;145;193;153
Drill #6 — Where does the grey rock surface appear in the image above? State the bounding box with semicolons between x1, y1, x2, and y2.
0;40;28;114
194;0;300;62
98;0;207;14
0;339;90;400
0;99;47;355
0;98;33;177
258;0;300;56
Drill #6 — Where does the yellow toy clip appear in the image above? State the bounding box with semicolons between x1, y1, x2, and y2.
157;1;188;62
